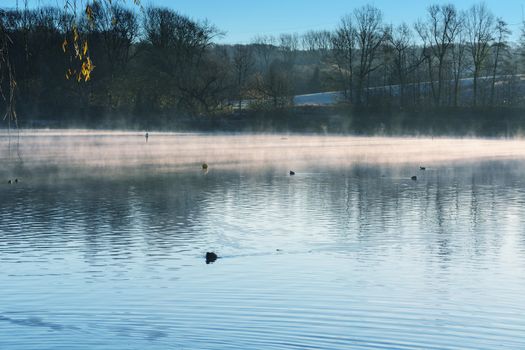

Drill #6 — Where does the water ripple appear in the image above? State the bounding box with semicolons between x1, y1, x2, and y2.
1;159;525;349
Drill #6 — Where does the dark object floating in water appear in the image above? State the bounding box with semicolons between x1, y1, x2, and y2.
202;163;208;170
420;166;426;170
14;178;18;183
411;176;417;181
7;180;12;184
206;252;218;264
289;170;295;176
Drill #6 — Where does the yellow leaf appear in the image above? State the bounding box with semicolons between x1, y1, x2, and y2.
62;38;68;52
83;41;88;56
75;42;81;60
81;57;95;82
85;5;94;21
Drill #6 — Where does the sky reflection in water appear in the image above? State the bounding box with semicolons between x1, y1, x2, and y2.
1;133;525;349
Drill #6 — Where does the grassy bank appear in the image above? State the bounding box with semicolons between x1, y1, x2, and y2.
10;105;525;137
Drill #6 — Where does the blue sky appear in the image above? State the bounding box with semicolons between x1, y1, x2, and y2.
1;0;524;43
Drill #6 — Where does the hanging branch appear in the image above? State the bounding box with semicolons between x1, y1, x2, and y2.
61;0;141;82
62;0;95;82
0;9;20;160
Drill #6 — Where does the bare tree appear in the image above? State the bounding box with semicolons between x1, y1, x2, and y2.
302;30;332;93
451;22;466;107
90;2;138;76
255;59;292;108
143;7;224;113
278;33;299;94
491;18;510;105
331;15;356;100
279;33;299;66
354;5;386;106
302;30;332;55
388;23;416;107
232;44;254;110
416;4;460;106
252;35;276;70
466;3;495;106
250;34;298;108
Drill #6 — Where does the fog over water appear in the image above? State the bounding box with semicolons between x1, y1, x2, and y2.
1;131;525;349
2;130;525;177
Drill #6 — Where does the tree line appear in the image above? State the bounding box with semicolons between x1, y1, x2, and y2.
1;2;525;128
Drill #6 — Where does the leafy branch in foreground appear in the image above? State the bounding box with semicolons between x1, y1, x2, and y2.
62;0;141;82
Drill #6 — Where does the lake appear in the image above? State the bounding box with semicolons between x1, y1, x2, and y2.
1;131;525;349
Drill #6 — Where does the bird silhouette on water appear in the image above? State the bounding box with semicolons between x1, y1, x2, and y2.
206;252;218;264
289;170;295;176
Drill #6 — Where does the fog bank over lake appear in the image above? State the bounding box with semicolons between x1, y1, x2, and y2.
2;131;525;178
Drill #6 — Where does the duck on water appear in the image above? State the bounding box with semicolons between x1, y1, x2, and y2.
206;252;218;264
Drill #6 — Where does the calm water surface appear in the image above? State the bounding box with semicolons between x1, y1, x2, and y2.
1;134;525;349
